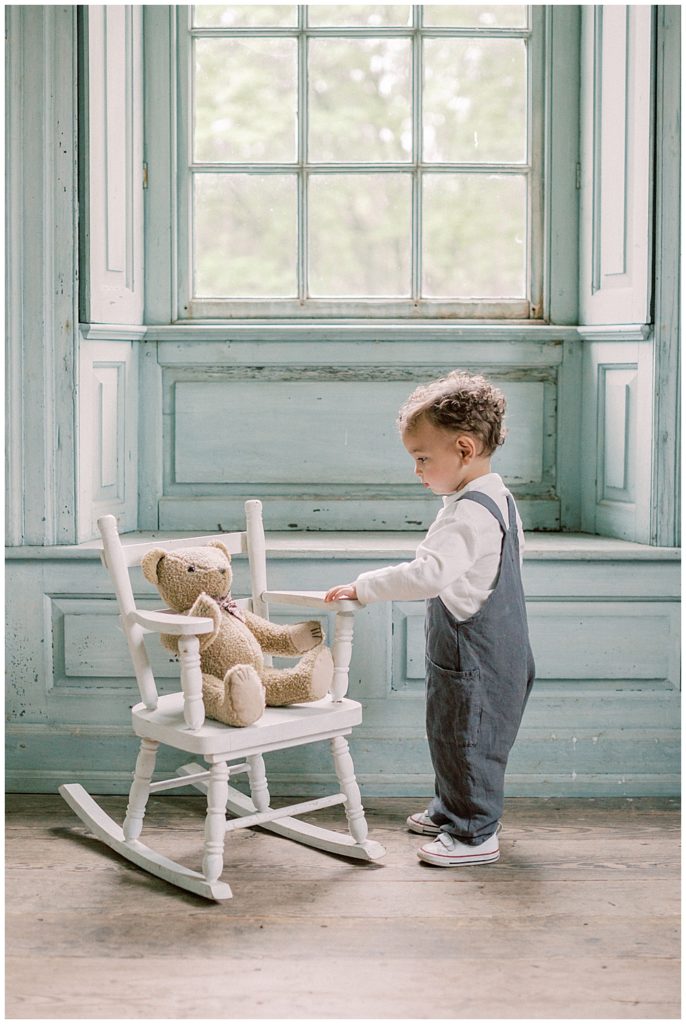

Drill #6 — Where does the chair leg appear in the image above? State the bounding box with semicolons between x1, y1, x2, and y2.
176;758;386;862
330;734;368;845
123;737;159;841
61;782;232;901
203;761;229;884
247;754;270;811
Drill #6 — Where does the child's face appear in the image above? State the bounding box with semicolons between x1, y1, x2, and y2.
402;417;475;495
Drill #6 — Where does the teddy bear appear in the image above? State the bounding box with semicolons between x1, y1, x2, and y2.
141;541;333;728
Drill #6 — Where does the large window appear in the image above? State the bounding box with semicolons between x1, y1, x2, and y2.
177;4;542;319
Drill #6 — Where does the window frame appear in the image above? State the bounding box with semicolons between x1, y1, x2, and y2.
170;4;545;321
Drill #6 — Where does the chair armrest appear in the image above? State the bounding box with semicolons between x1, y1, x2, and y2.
128;609;215;635
263;591;360;701
262;590;361;612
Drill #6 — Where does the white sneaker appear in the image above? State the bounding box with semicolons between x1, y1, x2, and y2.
406;809;441;835
417;829;500;866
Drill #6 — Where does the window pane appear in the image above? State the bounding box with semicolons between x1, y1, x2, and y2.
423;39;526;163
422;174;526;297
308;6;412;27
194;39;297;162
309;175;411;296
194;175;297;297
193;5;297;27
423;5;528;28
309;39;412;162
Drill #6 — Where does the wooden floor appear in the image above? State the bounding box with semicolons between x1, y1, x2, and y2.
6;794;680;1020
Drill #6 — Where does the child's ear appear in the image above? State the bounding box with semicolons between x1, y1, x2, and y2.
456;434;477;461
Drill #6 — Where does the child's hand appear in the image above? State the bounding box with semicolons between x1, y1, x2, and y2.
324;584;358;602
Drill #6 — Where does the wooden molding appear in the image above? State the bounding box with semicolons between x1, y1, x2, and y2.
5;7;79;545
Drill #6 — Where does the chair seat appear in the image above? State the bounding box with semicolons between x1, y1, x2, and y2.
132;691;363;758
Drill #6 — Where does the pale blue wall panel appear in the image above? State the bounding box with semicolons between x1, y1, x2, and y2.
393;599;679;686
580;335;655;542
173;380;416;485
172;378;550;488
5;541;680;797
148;340;562;531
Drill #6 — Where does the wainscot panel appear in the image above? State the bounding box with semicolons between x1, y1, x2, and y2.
143;337;565;532
5;534;680;797
78;337;139;541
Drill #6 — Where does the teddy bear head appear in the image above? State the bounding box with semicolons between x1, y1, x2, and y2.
141;542;233;612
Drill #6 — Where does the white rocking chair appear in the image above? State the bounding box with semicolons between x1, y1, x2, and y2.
59;500;385;901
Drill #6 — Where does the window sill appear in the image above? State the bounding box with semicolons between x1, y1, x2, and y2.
81;322;652;344
6;532;679;562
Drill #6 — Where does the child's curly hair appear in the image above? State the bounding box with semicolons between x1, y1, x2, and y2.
397;370;507;455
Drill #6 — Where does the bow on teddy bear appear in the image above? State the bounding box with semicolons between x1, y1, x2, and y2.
141;541;333;728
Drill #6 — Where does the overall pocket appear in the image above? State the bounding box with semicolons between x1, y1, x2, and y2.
425;658;482;748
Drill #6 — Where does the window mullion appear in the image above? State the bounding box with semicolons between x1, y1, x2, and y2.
412;4;423;302
528;4;545;319
298;5;307;302
178;6;192;318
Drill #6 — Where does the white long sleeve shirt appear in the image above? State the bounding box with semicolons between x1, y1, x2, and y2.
354;473;525;622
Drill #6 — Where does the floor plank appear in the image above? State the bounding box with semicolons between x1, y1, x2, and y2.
6;955;680;1019
5;795;681;1019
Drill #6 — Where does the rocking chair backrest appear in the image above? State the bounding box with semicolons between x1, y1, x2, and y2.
98;499;270;710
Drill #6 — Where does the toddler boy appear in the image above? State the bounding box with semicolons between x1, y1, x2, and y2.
325;370;535;866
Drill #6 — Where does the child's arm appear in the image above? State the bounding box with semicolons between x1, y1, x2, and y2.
326;512;481;606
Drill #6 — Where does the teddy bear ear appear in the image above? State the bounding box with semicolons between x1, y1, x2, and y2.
208;541;232;563
141;548;167;585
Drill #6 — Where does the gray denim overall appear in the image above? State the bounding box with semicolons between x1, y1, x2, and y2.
425;491;535;845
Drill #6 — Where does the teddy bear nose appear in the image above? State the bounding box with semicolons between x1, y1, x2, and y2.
187;566;195;572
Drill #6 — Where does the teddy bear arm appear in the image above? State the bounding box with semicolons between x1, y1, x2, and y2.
243;610;296;654
160;632;180;656
188;594;222;652
243;610;324;655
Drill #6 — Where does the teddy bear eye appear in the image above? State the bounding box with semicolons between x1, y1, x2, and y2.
187;565;196;573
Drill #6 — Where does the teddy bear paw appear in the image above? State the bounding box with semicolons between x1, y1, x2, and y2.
290;619;324;653
224;665;266;726
202;666;265;728
308;644;334;701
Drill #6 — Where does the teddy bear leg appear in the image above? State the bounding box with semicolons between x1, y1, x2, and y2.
202;667;265;728
261;644;334;707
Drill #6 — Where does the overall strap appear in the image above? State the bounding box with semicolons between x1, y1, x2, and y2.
506;493;518;533
456;492;508;533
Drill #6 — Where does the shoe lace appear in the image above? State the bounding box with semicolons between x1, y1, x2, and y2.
437;828;500;849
